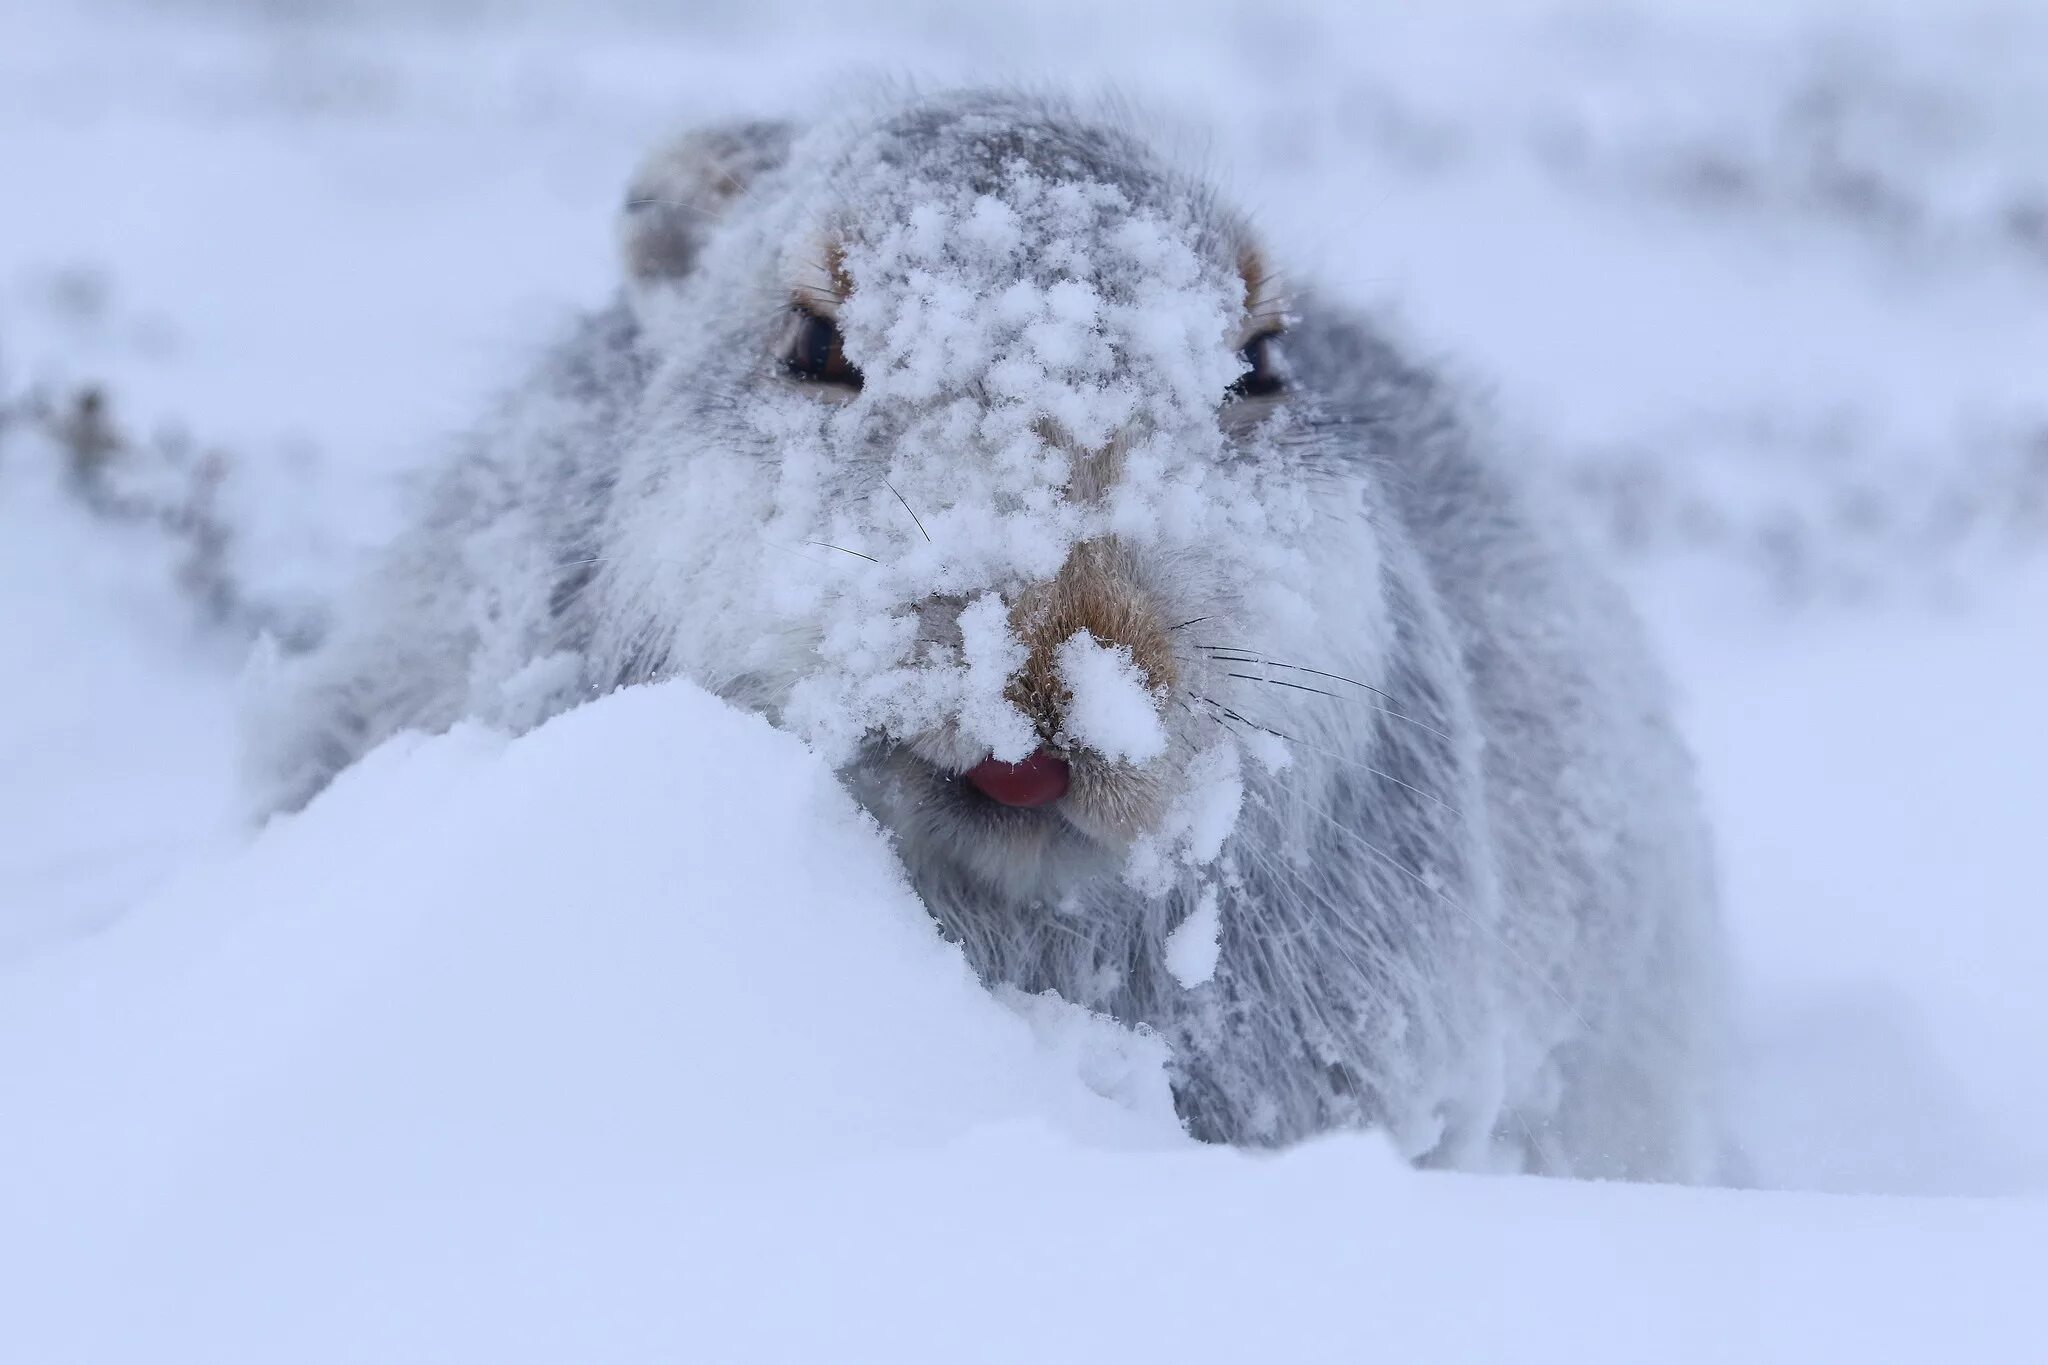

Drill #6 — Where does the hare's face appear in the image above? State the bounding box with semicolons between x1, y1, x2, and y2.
617;97;1345;897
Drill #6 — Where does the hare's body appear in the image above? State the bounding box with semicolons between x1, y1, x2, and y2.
252;92;1726;1180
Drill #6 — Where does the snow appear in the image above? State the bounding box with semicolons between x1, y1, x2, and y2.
1165;883;1223;988
1057;629;1169;764
3;671;2041;1363
0;447;242;962
1655;571;2048;1196
953;590;1039;762
1126;742;1247;896
3;0;2046;1357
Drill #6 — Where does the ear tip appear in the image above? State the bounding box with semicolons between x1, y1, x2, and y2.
618;119;797;288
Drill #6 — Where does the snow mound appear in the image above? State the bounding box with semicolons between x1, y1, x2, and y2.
3;679;2041;1362
0;680;1181;1162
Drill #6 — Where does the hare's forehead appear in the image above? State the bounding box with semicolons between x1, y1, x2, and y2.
778;172;1273;339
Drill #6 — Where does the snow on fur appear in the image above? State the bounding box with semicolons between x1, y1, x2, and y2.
243;89;1725;1178
1056;630;1167;764
1165;883;1223;988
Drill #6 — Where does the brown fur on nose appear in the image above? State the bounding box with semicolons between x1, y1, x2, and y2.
1006;538;1177;748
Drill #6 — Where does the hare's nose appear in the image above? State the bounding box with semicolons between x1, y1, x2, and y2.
963;748;1071;807
1005;537;1178;733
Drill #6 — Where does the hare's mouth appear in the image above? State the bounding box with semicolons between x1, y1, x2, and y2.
839;739;1148;900
937;744;1166;849
960;749;1070;809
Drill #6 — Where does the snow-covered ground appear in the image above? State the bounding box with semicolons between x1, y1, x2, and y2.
2;0;2043;1358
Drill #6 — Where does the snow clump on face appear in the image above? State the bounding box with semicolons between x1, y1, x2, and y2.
1055;630;1167;765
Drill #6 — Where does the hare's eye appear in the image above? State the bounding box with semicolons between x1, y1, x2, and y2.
784;310;862;389
1229;329;1287;401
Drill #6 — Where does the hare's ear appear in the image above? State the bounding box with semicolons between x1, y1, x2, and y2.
618;120;794;290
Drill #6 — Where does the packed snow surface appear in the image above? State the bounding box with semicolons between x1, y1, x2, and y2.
3;677;2040;1363
3;0;2045;1358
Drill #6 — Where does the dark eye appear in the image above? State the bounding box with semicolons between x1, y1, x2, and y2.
785;309;862;389
1229;329;1287;400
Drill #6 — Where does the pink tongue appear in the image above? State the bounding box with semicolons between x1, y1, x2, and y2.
964;749;1071;808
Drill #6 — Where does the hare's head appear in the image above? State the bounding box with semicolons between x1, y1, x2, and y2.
605;92;1379;898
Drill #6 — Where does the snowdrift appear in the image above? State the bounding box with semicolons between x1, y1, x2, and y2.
1;681;2037;1363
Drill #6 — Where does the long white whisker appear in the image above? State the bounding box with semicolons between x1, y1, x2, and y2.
1200;648;1455;743
1189;695;1462;818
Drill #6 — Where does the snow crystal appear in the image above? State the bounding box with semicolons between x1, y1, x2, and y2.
1242;727;1293;775
956;592;1038;763
1124;742;1246;893
1164;883;1223;988
1176;745;1247;866
1055;630;1167;764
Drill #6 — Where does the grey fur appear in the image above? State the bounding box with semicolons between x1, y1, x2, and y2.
248;91;1727;1181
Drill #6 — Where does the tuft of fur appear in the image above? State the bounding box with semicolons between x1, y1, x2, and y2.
249;90;1728;1182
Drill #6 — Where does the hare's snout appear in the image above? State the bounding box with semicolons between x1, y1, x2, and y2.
939;535;1179;826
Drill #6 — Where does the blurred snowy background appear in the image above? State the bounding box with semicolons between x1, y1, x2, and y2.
2;0;2043;1358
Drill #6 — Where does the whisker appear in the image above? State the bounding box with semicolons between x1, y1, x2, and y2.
796;259;849;304
1189;695;1462;817
1197;646;1394;699
554;541;878;574
623;194;728;221
882;480;931;542
1168;616;1212;631
803;540;879;563
1201;649;1454;743
1217;672;1455;745
1188;693;1279;739
1226;671;1339;699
